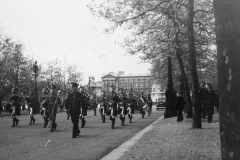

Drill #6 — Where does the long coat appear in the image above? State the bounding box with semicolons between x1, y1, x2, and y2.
65;91;85;115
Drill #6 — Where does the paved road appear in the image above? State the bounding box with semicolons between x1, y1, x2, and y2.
0;106;164;160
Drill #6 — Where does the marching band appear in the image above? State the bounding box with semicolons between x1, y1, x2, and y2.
6;82;152;138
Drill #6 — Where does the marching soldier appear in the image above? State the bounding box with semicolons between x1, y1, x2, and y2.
79;86;88;128
64;91;71;120
119;92;128;126
99;91;108;123
107;85;120;129
40;87;50;128
91;94;98;116
25;89;37;125
65;82;86;138
139;92;147;118
128;93;136;123
41;84;61;132
9;87;22;127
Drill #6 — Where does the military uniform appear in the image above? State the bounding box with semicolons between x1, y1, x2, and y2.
42;85;61;132
107;88;120;129
25;92;37;125
118;93;128;126
91;96;98;116
65;83;86;138
40;87;50;128
9;91;22;127
99;92;108;123
79;91;89;128
146;95;153;116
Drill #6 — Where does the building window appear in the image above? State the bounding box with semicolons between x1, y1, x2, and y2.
125;79;128;82
135;83;138;88
140;83;143;88
134;79;138;82
145;83;148;87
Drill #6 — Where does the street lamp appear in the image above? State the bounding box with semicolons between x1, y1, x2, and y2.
33;61;39;113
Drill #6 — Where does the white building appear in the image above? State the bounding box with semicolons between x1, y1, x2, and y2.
151;83;166;103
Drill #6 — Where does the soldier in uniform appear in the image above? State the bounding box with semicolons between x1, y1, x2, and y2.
65;82;86;138
41;84;61;132
40;87;50;128
25;89;37;125
206;84;216;123
99;91;108;123
139;92;147;118
79;86;88;128
118;92;128;126
107;85;120;129
199;82;207;119
127;92;135;123
91;94;98;116
9;87;22;127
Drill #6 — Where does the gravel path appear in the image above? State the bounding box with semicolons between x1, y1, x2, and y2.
120;113;221;160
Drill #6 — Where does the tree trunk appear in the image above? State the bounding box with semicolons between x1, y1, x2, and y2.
187;0;201;128
214;0;240;159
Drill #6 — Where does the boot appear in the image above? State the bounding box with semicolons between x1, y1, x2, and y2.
43;118;48;128
130;116;132;123
81;118;86;128
29;117;32;125
122;117;125;126
32;117;36;124
53;123;57;130
111;118;115;129
15;118;19;126
142;113;144;119
11;118;16;127
102;115;105;123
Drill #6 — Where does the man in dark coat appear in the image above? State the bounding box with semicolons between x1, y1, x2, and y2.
206;84;216;123
65;82;86;138
175;92;185;122
79;87;89;128
199;82;207;119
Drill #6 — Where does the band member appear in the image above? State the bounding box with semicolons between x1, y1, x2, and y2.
91;95;98;116
25;89;37;125
119;92;128;126
146;94;153;116
79;86;88;128
40;87;50;128
128;93;136;123
65;82;86;138
41;84;61;132
107;85;120;129
139;92;146;118
99;91;108;123
9;87;22;127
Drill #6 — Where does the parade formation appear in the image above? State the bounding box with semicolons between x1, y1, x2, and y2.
4;81;153;138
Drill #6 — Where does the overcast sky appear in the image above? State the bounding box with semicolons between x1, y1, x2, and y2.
0;0;151;84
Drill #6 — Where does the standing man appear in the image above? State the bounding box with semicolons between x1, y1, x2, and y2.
65;82;86;138
91;94;98;116
199;82;207;119
206;84;215;123
25;89;37;125
175;92;185;122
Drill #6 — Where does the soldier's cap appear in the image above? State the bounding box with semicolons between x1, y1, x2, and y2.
50;84;57;89
71;82;79;87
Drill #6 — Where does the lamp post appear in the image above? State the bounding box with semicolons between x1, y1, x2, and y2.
33;61;39;113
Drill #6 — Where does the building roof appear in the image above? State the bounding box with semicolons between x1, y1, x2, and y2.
102;72;151;78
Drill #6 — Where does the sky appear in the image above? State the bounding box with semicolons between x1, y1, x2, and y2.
0;0;151;84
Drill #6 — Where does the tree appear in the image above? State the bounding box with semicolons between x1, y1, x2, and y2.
214;0;240;159
89;0;216;126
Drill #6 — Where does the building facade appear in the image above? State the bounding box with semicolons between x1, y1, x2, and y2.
101;71;152;96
